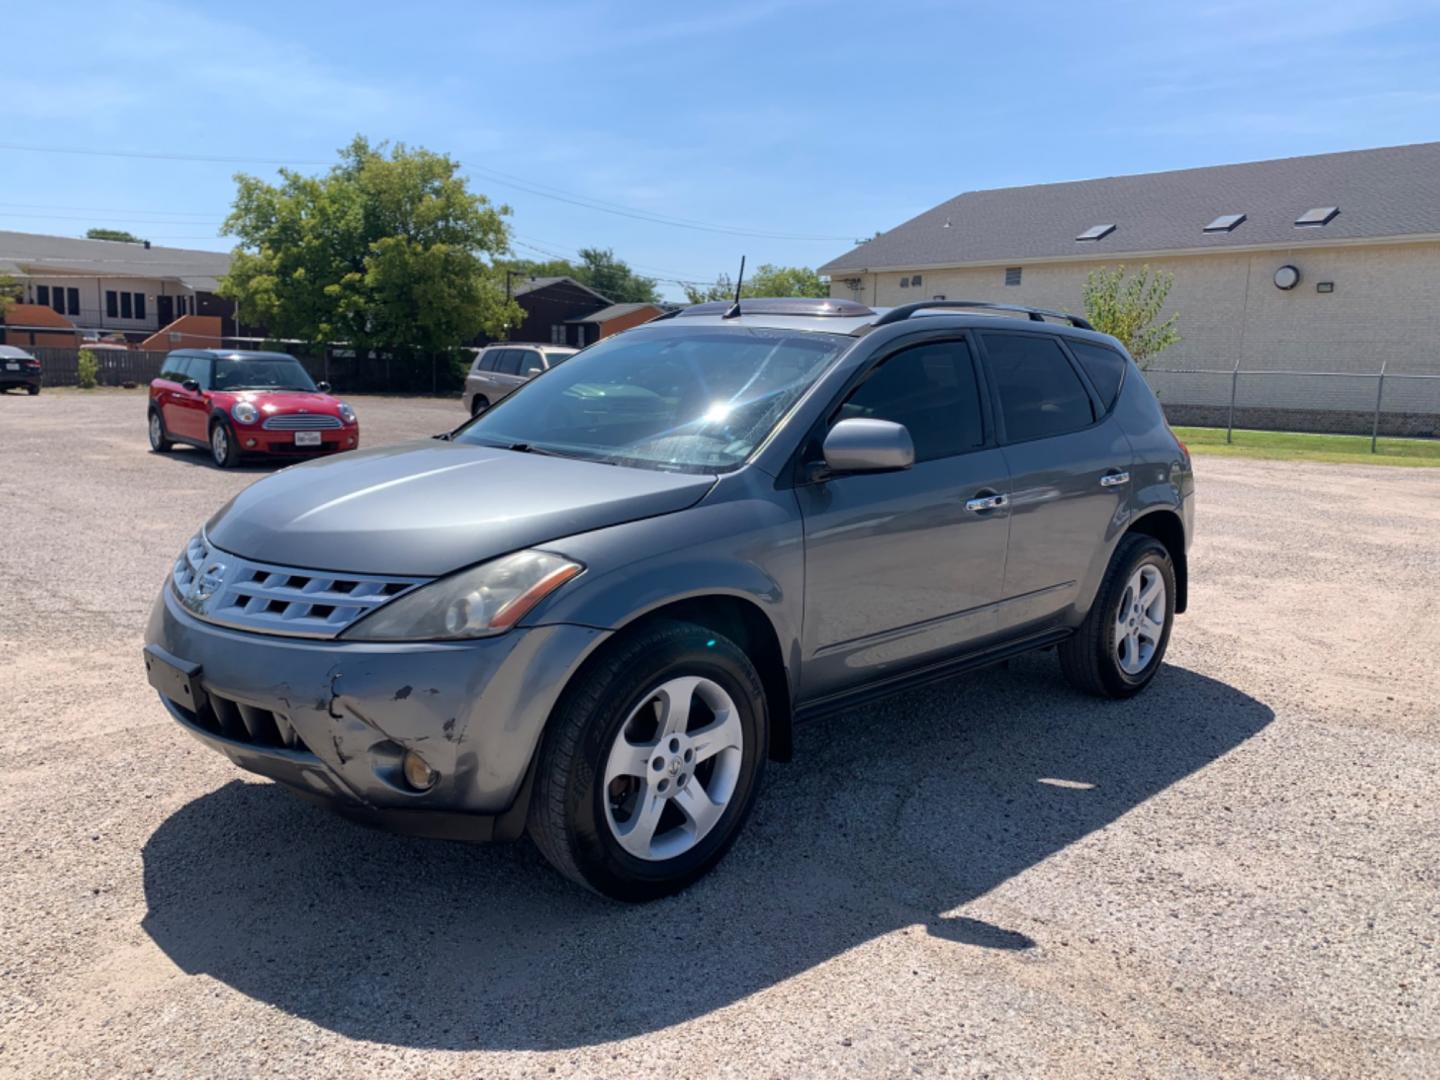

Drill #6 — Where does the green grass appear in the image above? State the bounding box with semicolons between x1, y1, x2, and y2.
1173;426;1440;467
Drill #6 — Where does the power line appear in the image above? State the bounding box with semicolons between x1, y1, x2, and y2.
0;141;856;244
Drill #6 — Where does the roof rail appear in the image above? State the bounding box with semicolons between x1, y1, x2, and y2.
869;300;1094;331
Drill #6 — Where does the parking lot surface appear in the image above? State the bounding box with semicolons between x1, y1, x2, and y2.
2;389;1437;1078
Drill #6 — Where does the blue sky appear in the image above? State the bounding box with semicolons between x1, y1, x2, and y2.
4;0;1439;299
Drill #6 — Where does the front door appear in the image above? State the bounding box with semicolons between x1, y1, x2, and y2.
170;355;212;442
796;338;1011;701
975;330;1134;631
156;295;175;329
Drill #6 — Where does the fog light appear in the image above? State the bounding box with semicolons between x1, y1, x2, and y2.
245;438;257;448
402;750;437;791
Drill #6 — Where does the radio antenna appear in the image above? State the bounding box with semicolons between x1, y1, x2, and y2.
723;255;746;318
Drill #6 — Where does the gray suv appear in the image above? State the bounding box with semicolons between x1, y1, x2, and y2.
144;297;1193;901
463;343;577;415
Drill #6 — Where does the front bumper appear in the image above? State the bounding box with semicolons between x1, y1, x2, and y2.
229;426;360;456
145;583;609;836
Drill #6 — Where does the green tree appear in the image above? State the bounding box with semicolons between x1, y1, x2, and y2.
86;228;144;243
683;263;828;304
0;273;21;319
76;348;99;389
573;248;659;303
219;136;521;357
1082;265;1180;367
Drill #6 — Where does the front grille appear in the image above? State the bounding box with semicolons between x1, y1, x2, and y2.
176;687;314;753
263;414;343;431
173;534;428;638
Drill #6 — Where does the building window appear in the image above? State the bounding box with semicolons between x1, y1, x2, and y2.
120;292;133;319
51;289;66;314
911;274;922;287
106;291;118;318
551;324;566;344
35;285;49;306
134;292;146;320
66;287;80;315
899;276;910;288
1005;267;1022;286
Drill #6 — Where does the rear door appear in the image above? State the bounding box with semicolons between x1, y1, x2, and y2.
976;330;1133;631
796;336;1012;699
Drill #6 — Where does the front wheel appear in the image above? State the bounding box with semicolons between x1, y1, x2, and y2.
148;410;174;452
1058;534;1176;698
528;620;768;901
209;420;239;468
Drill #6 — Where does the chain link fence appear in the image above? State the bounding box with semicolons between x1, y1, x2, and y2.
1144;362;1440;442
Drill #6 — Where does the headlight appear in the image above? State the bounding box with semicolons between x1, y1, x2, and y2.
342;550;582;641
338;402;356;425
231;401;258;425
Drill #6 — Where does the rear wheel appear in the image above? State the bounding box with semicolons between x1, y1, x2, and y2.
26;384;40;396
148;410;174;452
528;620;768;901
209;420;239;468
470;395;490;417
1059;534;1175;698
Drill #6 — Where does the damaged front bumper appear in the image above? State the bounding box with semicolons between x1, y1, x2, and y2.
144;583;609;840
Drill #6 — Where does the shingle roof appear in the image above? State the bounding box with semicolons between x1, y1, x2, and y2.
565;302;662;324
512;275;611;303
820;142;1440;274
0;230;231;280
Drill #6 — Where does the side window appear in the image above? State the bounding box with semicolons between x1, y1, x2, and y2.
980;333;1095;442
493;349;523;376
166;356;192;383
520;350;545;376
476;350;498;372
837;340;984;462
189;357;212;390
1067;341;1127;411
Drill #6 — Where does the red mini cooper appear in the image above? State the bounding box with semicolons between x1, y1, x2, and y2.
148;349;359;468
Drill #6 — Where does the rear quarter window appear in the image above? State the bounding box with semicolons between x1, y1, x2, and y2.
1067;341;1128;410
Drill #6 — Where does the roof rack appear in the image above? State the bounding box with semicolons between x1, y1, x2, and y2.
869;300;1094;331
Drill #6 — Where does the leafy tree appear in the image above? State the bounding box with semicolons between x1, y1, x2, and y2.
76;348;99;389
86;228;144;243
1082;265;1180;367
219;136;521;356
0;273;21;318
499;248;660;304
683;263;827;304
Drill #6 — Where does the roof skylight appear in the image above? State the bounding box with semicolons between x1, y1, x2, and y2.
1075;224;1116;242
1294;206;1339;227
1204;213;1247;233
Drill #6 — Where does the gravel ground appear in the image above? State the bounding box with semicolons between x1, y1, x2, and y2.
1;389;1437;1079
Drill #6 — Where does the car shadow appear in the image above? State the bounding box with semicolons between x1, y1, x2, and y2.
140;655;1271;1050
155;445;292;474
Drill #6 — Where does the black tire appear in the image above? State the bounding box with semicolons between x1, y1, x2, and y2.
528;619;769;901
1059;534;1176;699
27;384;40;396
209;418;239;468
148;409;174;452
470;395;489;417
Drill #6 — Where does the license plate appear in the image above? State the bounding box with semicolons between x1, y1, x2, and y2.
4;363;18;371
294;431;322;447
143;645;207;712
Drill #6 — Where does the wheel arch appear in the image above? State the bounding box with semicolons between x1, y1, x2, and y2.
560;593;795;763
1125;508;1187;613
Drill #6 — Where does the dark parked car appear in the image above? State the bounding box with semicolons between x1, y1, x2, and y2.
0;345;42;394
144;298;1193;900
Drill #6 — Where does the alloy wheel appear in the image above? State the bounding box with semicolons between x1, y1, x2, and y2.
211;425;228;464
602;675;744;861
1115;565;1166;675
149;413;163;450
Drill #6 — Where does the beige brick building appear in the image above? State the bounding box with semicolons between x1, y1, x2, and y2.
820;144;1440;432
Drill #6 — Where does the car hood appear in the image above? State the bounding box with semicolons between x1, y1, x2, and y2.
226;390;342;413
205;441;715;576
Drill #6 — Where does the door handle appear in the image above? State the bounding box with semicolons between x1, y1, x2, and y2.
1100;471;1130;487
965;493;1008;512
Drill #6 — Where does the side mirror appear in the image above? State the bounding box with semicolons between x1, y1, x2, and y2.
316;380;331;393
181;378;200;393
821;418;915;474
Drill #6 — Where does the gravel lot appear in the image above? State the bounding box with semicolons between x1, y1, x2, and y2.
2;389;1437;1078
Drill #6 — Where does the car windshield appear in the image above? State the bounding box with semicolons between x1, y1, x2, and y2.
213;356;317;392
455;324;848;472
